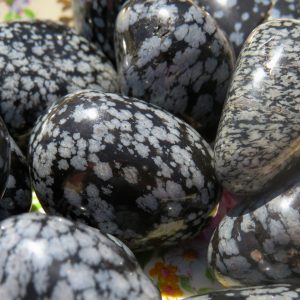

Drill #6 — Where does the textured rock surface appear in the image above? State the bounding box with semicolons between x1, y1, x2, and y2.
115;0;235;141
0;213;161;300
29;90;220;251
208;180;300;286
0;136;31;221
185;284;300;299
73;0;126;63
0;21;118;142
214;19;300;195
268;0;300;20
196;0;272;56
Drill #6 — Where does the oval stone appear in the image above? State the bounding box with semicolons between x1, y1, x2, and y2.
214;19;300;195
184;284;300;299
0;21;118;143
0;213;160;300
208;180;300;286
28;90;220;251
195;0;272;56
115;0;235;141
0;136;32;221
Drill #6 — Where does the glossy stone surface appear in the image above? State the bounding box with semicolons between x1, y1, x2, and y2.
0;21;118;143
29;90;220;252
268;0;300;20
214;19;300;196
0;213;160;299
208;180;300;286
195;0;272;56
0;117;10;199
0;136;31;221
73;0;126;63
185;284;300;299
115;0;235;141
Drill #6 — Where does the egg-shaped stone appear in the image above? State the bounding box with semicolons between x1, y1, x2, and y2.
73;0;126;63
214;19;300;196
115;0;235;141
0;20;118;145
184;284;300;299
0;117;10;199
0;213;160;299
268;0;300;20
0;136;31;221
195;0;272;56
28;90;220;251
208;179;300;286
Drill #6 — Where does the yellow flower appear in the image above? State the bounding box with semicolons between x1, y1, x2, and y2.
149;262;184;298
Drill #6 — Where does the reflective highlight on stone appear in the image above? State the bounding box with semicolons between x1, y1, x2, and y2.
214;19;300;195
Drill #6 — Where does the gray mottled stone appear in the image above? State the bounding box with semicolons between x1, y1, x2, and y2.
268;0;300;21
0;213;160;300
115;0;235;141
28;90;220;252
208;180;300;286
195;0;272;56
0;20;118;143
214;19;300;195
185;284;300;300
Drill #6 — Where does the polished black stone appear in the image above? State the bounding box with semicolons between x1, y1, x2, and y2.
28;90;220;252
73;0;126;63
195;0;272;56
115;0;235;141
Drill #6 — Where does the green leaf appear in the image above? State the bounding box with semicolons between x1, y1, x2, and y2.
205;268;216;283
5;0;14;6
179;276;193;293
23;8;36;19
4;11;21;22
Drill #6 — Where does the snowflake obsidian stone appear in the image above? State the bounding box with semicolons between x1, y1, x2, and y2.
208;180;300;286
28;90;220;252
214;19;300;195
73;0;126;63
185;284;300;300
0;213;160;300
195;0;272;56
114;0;235;141
0;20;118;143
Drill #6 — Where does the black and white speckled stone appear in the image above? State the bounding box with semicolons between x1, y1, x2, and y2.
214;19;300;196
195;0;272;56
208;180;300;286
28;90;220;252
73;0;126;63
0;117;10;199
268;0;300;21
0;20;118;144
115;0;235;141
0;136;31;221
185;284;300;300
0;213;160;300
